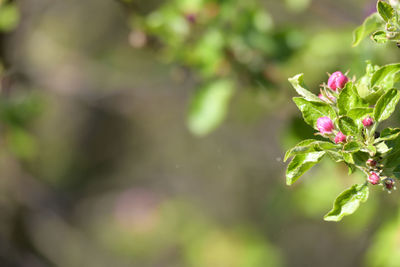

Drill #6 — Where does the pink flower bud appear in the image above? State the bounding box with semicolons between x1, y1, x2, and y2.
334;131;347;144
368;172;380;185
366;159;377;167
327;71;349;91
384;178;395;190
317;117;334;134
185;13;197;24
362;116;374;127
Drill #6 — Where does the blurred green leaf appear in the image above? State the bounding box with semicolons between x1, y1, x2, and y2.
0;3;19;32
187;79;235;136
352;13;383;47
324;184;369;222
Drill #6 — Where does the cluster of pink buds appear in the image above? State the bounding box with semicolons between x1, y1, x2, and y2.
316;117;347;143
367;169;396;191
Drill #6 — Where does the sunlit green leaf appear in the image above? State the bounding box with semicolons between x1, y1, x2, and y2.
288;74;321;102
343;141;362;153
292;97;336;129
373;88;400;122
375;128;400;142
324;184;369;222
347;107;373;129
338;116;358;136
371;63;400;91
284;139;336;162
337;82;368;115
371;30;388;43
286;151;325;185
377;1;394;22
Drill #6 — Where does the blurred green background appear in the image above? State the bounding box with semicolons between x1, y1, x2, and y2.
1;0;400;266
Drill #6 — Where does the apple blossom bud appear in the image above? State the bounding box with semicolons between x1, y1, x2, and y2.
317;117;334;134
368;172;380;185
362;116;374;127
327;71;349;91
366;159;377;167
185;13;197;24
334;131;347;144
384;178;395;190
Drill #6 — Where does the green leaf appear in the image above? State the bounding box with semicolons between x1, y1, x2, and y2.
356;61;380;100
288;74;322;102
293;97;336;129
337;82;368;115
324;184;369;222
0;3;19;32
338;116;358;136
286;151;325;185
375;128;400;142
373;88;400;122
326;151;343;162
384;149;400;168
377;1;394;22
371;63;400;91
371;30;388;43
284;139;336;162
341;152;355;164
352;13;384;47
187;79;235;136
376;141;391;154
347;107;374;128
343;141;362;153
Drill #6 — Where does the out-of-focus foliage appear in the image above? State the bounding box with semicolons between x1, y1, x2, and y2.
2;0;400;266
128;0;303;135
0;1;19;32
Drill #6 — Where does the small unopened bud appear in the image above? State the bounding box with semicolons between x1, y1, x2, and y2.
317;117;334;134
384;178;395;190
334;131;347;144
368;172;380;185
362;116;374;127
366;159;377;167
185;13;197;24
327;71;349;91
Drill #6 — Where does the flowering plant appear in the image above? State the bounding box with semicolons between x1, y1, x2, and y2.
286;61;400;221
286;0;400;222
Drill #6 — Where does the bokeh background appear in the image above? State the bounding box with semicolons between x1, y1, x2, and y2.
1;0;400;266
